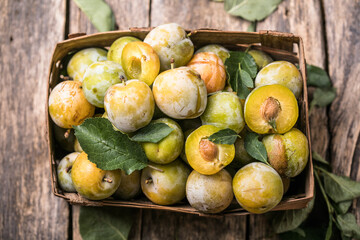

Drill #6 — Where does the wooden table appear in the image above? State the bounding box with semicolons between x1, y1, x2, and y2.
1;0;359;239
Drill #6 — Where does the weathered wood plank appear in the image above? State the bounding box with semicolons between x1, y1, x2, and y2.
323;0;360;224
69;0;150;35
253;0;328;238
72;206;142;240
69;1;150;239
150;0;251;31
0;0;68;239
141;210;246;240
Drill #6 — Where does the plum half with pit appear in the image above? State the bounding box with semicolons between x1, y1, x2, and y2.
185;125;235;175
244;84;298;134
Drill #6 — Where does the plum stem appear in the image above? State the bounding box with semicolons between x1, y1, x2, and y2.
120;75;126;85
65;166;72;173
148;164;164;173
170;58;175;70
64;129;71;139
103;177;113;183
145;178;153;184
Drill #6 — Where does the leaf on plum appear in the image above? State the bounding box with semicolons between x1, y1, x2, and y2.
244;132;268;164
130;122;173;143
208;128;238;144
74;118;148;174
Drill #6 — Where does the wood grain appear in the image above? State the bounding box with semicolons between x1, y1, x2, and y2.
141;209;246;240
69;1;150;239
69;0;150;35
150;0;251;31
323;0;360;224
253;0;328;238
0;0;68;239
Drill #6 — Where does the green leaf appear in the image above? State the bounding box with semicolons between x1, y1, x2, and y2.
130;123;173;143
279;226;325;240
325;217;333;240
336;213;360;238
247;21;256;32
312;151;329;165
224;0;283;21
244;132;268;164
272;196;315;233
240;69;254;88
79;206;135;240
322;170;360;203
335;201;352;215
208;128;239;144
240;53;257;78
73;0;115;32
74;118;148;174
225;51;256;99
310;87;336;109
306;65;332;88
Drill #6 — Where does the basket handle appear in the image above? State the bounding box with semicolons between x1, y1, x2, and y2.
259;30;296;52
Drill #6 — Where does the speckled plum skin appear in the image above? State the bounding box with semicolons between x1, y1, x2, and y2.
263;128;309;178
107;36;141;65
233;162;283;214
195;44;230;64
67;48;107;82
200;92;245;133
152;67;207;119
255;61;303;98
248;49;273;70
49;81;95;129
144;23;194;71
121;41;160;86
142;118;184;164
57;152;80;192
186;169;233;213
113;170;141;200
141;160;190;205
187;52;226;93
71;152;121;200
82;61;127;108
104;79;154;133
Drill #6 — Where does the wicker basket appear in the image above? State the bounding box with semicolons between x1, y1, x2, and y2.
46;29;313;217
